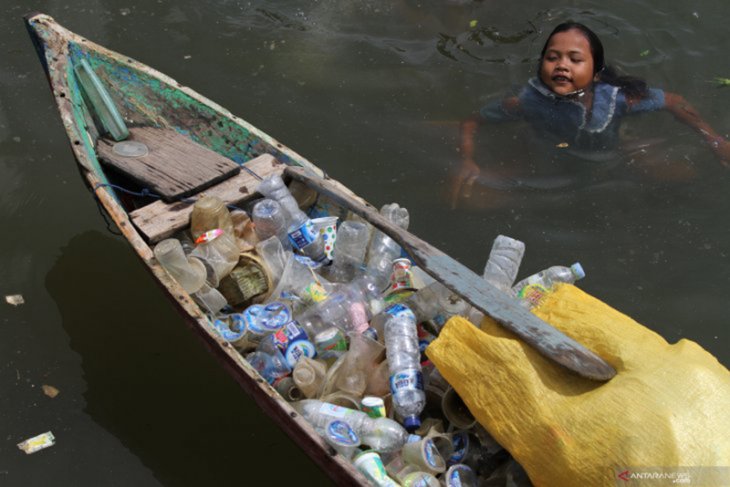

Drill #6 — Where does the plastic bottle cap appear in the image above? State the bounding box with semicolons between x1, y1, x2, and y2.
570;262;585;280
404;415;421;432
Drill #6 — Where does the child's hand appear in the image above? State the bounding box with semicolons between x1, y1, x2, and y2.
710;136;730;168
449;157;481;209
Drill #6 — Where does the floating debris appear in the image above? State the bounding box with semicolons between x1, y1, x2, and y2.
639;49;651;57
469;20;478;28
5;294;24;306
42;385;60;398
713;77;730;87
556;142;569;148
17;432;55;454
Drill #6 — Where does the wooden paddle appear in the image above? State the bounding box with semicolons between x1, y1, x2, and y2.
285;166;616;381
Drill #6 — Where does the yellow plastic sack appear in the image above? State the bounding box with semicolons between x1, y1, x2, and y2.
426;284;730;487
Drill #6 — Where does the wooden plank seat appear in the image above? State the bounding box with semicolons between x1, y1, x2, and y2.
129;154;285;243
97;126;241;202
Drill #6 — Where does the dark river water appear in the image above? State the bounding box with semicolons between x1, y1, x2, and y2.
1;0;728;485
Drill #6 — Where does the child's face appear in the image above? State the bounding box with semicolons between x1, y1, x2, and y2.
539;29;596;96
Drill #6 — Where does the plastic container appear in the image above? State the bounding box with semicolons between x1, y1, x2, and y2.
401;437;446;475
192;283;228;314
324;420;361;459
383;307;425;432
365;203;409;289
292;357;328;399
512;263;585;308
236;302;292;350
443;464;477;487
251;198;290;245
258;321;316;369
293;400;408;452
257;175;327;263
482;235;525;292
328;220;370;282
246;350;291;384
189;229;240;286
353;450;400;486
333;333;385;397
153;238;206;294
190;195;234;240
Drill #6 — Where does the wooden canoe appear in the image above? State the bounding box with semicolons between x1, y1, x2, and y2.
25;11;614;485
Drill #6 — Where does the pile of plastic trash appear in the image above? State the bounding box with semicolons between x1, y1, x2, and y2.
153;174;585;487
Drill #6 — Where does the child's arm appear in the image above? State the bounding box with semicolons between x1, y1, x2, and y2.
449;97;521;208
664;92;730;167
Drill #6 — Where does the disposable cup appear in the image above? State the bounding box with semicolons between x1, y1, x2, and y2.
401;437;446;475
353;450;399;487
311;216;339;260
442;387;476;430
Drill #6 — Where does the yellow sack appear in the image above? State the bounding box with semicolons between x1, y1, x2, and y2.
426;284;730;487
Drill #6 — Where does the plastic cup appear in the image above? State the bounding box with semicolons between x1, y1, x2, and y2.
401;437;446;475
402;471;440;487
311;216;338;260
442;387;476;430
442;464;477;487
361;396;386;419
354;450;398;487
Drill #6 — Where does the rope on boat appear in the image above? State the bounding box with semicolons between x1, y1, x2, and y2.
93;182;239;210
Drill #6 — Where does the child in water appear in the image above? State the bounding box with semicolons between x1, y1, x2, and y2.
450;22;730;207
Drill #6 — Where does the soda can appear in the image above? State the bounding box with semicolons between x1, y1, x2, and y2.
314;327;348;359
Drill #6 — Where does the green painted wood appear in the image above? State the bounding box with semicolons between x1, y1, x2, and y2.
286;167;617;382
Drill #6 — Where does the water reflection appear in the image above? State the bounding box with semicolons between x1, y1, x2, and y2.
45;231;326;485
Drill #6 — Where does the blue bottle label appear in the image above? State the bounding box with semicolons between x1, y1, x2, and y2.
271;321;316;367
389;369;424;394
423;439;441;468
326;420;359;446
245;302;292;336
449;432;469;464
288;220;317;250
384;303;416;321
212;314;247;341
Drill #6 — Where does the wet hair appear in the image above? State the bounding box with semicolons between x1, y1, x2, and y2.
540;22;649;100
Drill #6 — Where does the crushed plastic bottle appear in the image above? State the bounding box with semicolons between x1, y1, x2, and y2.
482;235;525;293
293;399;408;452
512;263;585;308
251;198;290;247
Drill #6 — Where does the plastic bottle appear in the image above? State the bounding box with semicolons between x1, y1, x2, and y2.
293;399;408;452
251;198;290;247
383;308;425;432
512;263;585;308
365;203;409;289
257;175;326;263
328;220;370;283
482;235;525;292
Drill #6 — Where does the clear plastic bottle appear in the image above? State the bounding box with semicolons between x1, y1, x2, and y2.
257;175;326;262
383;309;425;432
328;220;370;283
251;198;290;247
482;235;525;293
293;399;408;452
512;263;585;308
365;203;410;289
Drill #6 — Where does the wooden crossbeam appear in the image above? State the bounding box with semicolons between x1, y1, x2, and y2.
130;154;284;243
